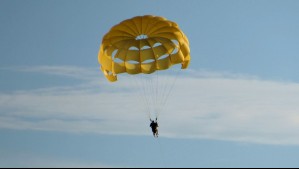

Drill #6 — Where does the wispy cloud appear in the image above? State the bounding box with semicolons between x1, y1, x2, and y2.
1;66;299;145
1;65;99;80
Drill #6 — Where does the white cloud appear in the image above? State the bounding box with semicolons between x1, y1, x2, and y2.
163;77;299;145
1;66;299;145
1;65;99;80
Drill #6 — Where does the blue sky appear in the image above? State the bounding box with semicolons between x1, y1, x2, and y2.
1;0;299;167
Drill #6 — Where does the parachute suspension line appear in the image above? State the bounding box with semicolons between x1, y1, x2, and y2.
152;73;159;120
141;74;153;119
156;68;181;117
160;69;181;113
149;71;158;120
132;75;151;119
157;69;169;119
140;73;155;120
156;72;167;118
150;73;158;119
131;66;181;121
145;74;153;119
155;70;159;119
158;70;170;114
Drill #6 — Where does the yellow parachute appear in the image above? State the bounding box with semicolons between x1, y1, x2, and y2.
98;15;190;120
98;15;190;82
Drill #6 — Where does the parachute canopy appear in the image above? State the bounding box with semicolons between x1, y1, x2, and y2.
98;15;190;82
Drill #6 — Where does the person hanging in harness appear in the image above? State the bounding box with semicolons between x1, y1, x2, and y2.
150;118;159;138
